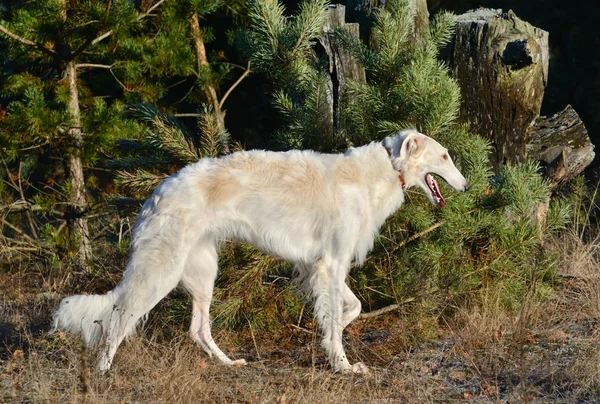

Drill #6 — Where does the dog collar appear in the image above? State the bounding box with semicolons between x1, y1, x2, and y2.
384;144;406;189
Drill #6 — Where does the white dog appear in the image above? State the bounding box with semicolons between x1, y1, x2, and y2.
52;129;468;373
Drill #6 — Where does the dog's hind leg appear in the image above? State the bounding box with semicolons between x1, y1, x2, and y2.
181;240;246;366
96;242;189;371
98;260;188;371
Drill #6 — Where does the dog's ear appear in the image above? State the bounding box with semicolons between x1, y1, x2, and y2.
402;134;421;157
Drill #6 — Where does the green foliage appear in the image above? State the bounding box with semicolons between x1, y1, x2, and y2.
111;103;229;196
213;243;301;331
239;0;570;329
335;1;460;142
239;0;334;150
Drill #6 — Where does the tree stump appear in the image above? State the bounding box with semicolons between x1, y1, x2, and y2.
445;8;549;168
321;4;366;136
445;8;595;180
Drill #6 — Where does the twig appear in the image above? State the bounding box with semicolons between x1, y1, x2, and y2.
1;217;36;244
173;113;203;118
0;246;42;253
18;161;38;239
352;221;445;270
17;141;50;151
288;323;313;335
556;271;584;280
75;63;114;69
247;319;262;361
219;61;251;109
359;304;398;320
359;298;416;320
0;200;64;218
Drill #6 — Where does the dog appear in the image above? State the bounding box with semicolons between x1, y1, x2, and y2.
52;129;468;373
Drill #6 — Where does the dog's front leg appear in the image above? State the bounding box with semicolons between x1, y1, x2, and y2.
313;259;368;374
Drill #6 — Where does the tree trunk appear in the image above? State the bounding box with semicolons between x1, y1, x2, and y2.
321;4;366;139
445;9;549;168
345;0;429;42
66;60;91;267
410;0;429;44
188;12;228;152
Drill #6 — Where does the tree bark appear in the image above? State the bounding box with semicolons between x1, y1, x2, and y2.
445;9;549;168
345;0;429;43
188;12;228;152
410;0;429;44
527;105;595;186
445;8;595;180
66;60;92;267
321;4;366;138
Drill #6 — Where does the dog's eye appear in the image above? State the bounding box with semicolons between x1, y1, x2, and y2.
442;153;449;161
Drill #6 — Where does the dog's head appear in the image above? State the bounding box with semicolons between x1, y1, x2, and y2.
384;129;469;207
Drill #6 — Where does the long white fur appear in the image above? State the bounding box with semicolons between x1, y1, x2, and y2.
52;129;468;373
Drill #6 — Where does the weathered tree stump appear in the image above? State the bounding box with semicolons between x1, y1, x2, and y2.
445;8;549;168
445;8;595;180
527;105;595;186
321;4;366;136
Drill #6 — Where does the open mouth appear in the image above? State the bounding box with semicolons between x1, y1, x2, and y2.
426;174;446;207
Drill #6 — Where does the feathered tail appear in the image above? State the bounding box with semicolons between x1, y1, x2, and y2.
51;291;120;346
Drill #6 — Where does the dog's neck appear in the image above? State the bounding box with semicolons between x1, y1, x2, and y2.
383;144;406;189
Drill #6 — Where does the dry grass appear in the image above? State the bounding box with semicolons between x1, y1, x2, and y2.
2;219;600;403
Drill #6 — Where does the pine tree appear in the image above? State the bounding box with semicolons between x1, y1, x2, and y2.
238;0;334;150
0;1;165;267
109;103;231;196
107;0;250;197
236;0;570;319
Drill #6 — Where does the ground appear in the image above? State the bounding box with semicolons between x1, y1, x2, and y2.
1;258;599;403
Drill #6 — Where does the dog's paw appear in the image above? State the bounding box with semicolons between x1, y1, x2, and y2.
350;362;369;374
228;358;247;367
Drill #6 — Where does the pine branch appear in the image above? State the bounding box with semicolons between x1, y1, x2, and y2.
115;169;169;193
83;0;168;51
0;24;58;58
147;119;199;163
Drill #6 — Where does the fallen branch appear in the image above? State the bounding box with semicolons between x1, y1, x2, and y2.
0;200;64;217
359;304;401;319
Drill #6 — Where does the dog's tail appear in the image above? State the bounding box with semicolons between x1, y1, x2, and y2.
51;290;120;346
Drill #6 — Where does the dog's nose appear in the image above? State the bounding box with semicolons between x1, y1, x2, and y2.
464;183;470;192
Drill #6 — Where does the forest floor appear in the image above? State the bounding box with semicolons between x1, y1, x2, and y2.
1;235;599;403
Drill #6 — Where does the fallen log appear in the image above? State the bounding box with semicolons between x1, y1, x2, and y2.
527;105;595;186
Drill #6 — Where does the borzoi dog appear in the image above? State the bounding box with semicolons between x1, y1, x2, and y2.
52;129;468;373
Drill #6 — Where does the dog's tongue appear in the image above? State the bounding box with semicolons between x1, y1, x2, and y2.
426;174;446;207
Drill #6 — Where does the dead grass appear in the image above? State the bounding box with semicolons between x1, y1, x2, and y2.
2;216;600;403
